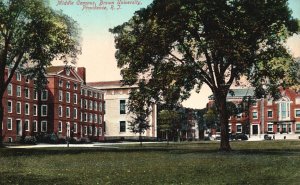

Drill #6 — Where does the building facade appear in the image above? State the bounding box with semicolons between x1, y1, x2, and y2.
208;88;300;139
88;81;157;141
1;66;105;142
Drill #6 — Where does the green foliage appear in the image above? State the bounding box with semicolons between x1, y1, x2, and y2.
110;0;299;150
158;109;179;132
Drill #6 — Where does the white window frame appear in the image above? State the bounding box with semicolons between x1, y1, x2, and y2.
99;127;102;136
25;103;30;115
33;120;38;132
94;126;98;136
7;100;12;113
236;123;242;133
89;113;93;123
41;105;47;116
296;122;300;133
66;107;70;118
84;126;87;135
33;104;38;116
59;90;63;102
41;121;47;132
34;90;38;100
228;123;232;133
74;83;78;90
267;123;273;132
66;92;70;103
7;118;12;130
58;121;63;133
94;114;98;123
94;101;97;111
25;119;30;131
74;93;77;104
89;126;92;135
267;110;273;118
73;123;77;133
16;101;21;114
16;72;21;81
73;108;77;119
59;79;63;87
66;81;70;89
252;111;258;119
41;90;48;101
99;115;102;124
25;88;30;99
7;83;13;96
25;76;30;83
295;109;300;118
17;86;21;97
59;106;63;117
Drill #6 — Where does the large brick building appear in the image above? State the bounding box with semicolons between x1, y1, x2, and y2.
88;81;157;141
208;88;300;139
1;66;105;142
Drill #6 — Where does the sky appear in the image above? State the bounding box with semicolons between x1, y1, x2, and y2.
51;0;300;109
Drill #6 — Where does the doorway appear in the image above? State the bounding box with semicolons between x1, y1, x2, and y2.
16;119;22;136
252;125;258;135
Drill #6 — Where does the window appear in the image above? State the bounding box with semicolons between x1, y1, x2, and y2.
237;113;242;119
7;118;12;130
99;103;102;112
89;126;92;135
74;83;78;90
41;105;47;116
94;126;98;136
66;107;70;118
84;99;88;109
34;90;38;100
267;123;273;132
41;90;48;101
94;92;97;98
17;86;21;97
58;106;63;117
89;113;93;123
41;121;47;132
120;100;126;114
66;81;70;89
33;105;38;116
252;111;258;119
94;101;97;111
25;103;30;115
16;72;21;81
84;89;87;96
98;93;101;99
73;123;77;133
84;126;87;135
7;100;12;113
73;108;77;119
228;124;232;133
267;110;273;118
99;115;102;124
24;120;30;131
94;114;97;123
59;79;63;87
66;92;70;103
58;121;62;133
236;124;242;133
59;90;63;101
89;100;93;110
252;101;257;107
89;91;92;97
33;120;38;132
73;94;77;104
99;127;102;136
295;109;300;118
25;88;30;99
7;83;12;96
120;121;126;132
296;97;300;104
16;102;21;114
277;124;281;133
84;113;87;122
277;97;290;120
296;123;300;133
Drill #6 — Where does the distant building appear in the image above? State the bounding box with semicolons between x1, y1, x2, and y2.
208;87;300;139
88;81;157;141
1;66;105;142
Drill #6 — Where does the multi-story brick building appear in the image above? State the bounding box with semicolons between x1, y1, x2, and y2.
88;81;157;141
208;87;300;139
1;66;105;142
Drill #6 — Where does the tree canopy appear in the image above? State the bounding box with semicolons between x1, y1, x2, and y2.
0;0;81;146
110;0;299;151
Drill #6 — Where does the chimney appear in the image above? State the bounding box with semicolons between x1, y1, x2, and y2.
77;67;86;84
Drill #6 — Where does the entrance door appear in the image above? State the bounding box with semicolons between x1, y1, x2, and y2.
16;120;22;136
66;123;70;138
252;125;258;135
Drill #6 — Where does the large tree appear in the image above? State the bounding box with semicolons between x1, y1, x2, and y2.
0;0;81;146
110;0;299;151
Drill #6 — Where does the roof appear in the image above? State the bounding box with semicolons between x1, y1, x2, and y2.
208;88;255;100
45;66;65;74
87;81;138;90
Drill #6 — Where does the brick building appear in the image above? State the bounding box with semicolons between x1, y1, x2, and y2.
88;81;157;141
1;66;105;142
208;87;300;139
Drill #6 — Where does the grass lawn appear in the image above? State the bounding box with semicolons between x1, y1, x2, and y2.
1;140;300;185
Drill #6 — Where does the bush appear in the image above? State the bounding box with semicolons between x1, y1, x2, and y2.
20;136;37;145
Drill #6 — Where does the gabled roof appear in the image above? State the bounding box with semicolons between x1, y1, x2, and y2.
88;80;138;90
208;88;255;100
46;66;65;74
46;65;83;82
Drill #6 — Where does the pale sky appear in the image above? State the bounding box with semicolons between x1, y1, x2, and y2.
51;0;300;109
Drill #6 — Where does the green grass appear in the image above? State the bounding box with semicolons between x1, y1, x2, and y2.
1;141;300;185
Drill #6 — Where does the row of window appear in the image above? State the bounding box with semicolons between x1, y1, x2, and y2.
6;118;47;132
81;112;103;124
7;84;48;100
228;124;243;133
81;88;103;100
58;79;78;90
81;99;103;112
7;101;47;116
251;109;300;119
81;125;103;136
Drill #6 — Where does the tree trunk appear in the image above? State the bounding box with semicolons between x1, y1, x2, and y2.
215;91;231;151
139;132;142;147
0;100;4;147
